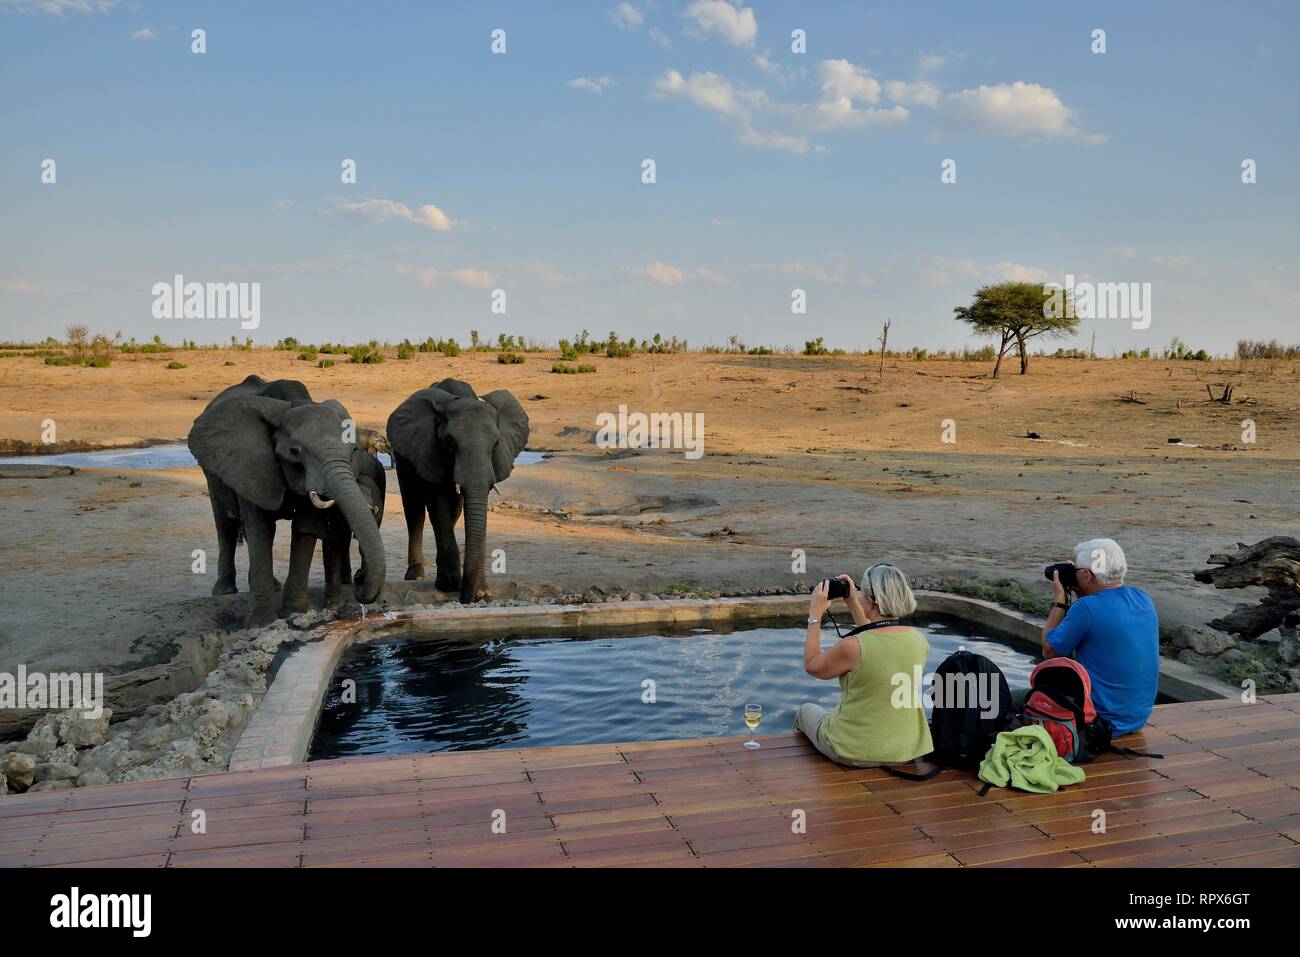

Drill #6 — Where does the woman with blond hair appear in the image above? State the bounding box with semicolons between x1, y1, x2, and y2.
795;563;932;767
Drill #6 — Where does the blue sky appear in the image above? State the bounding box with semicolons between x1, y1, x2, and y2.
1;0;1297;354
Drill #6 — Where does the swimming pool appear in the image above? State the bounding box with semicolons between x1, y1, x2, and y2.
308;615;1038;759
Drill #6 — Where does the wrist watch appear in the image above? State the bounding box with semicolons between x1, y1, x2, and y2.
807;616;821;625
1052;602;1069;611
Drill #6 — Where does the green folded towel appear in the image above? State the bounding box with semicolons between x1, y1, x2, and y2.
978;724;1086;794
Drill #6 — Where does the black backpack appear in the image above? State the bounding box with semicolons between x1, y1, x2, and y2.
885;650;1014;781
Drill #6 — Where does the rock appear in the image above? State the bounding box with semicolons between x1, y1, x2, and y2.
1168;624;1236;657
56;707;112;748
2;751;37;790
1256;628;1283;645
77;738;131;775
1177;649;1215;669
645;593;660;601
131;722;179;751
28;780;75;792
49;743;79;766
35;760;80;783
1279;634;1300;667
626;593;643;602
0;773;7;796
15;717;59;758
76;768;110;787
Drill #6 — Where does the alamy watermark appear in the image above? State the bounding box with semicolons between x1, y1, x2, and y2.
1044;273;1151;330
595;405;705;460
151;274;260;329
1;666;105;719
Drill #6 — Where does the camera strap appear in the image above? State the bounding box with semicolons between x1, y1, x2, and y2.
843;618;902;638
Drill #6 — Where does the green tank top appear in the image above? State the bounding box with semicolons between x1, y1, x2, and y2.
820;625;934;764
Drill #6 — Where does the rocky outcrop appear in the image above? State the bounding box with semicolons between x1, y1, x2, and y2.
0;613;330;796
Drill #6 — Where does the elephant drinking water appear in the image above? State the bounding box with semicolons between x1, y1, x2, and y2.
189;375;387;626
387;378;529;603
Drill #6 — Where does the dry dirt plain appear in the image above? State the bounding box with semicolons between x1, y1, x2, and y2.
1;349;1297;691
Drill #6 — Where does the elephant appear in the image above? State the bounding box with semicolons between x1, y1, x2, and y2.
189;375;387;626
387;378;529;603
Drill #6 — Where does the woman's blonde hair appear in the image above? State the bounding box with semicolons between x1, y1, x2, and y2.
861;563;916;618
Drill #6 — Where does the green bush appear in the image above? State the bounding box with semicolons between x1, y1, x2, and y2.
498;352;525;364
551;363;597;374
319;359;335;369
348;345;384;364
803;337;829;356
913;349;928;361
166;361;186;369
85;357;112;368
396;340;415;360
224;360;236;366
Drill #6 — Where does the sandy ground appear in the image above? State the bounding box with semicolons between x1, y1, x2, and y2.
2;349;1297;685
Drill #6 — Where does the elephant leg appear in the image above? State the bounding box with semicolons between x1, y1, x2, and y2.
281;528;315;616
323;535;350;609
206;475;240;596
240;504;279;628
431;484;463;594
400;483;427;581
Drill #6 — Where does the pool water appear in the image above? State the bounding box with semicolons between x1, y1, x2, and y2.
308;616;1038;759
1;445;547;470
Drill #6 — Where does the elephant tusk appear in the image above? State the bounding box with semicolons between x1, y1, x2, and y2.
310;490;337;509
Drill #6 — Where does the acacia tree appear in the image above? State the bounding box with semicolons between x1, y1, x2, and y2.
954;282;1079;378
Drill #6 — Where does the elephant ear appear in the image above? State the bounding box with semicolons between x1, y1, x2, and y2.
482;390;530;483
386;387;459;484
188;395;291;511
431;378;477;399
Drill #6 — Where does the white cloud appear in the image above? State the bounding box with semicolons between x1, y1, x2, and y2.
609;2;644;30
738;127;809;154
396;265;493;288
917;53;946;75
684;0;757;48
333;198;461;231
884;78;940;107
0;278;75;294
654;69;754;117
131;25;155;40
995;261;1049;282
2;0;118;14
452;268;493;288
648;26;672;48
941;81;1105;143
1108;244;1138;259
819;60;881;105
567;75;612;93
645;261;686;285
1149;254;1194;268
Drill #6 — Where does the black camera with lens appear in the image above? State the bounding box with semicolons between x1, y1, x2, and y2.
1043;562;1079;591
813;577;851;600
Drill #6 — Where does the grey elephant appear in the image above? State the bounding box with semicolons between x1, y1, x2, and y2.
387;378;529;603
189;375;387;626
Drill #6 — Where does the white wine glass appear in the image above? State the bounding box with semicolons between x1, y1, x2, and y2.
743;704;762;749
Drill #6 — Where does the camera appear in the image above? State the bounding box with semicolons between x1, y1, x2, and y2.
1043;562;1079;591
813;577;851;600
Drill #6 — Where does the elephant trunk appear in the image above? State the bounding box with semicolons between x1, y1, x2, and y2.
460;482;492;603
324;460;386;605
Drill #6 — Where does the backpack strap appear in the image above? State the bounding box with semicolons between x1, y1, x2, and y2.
1109;744;1165;759
882;763;943;782
1029;687;1087;728
976;782;993;797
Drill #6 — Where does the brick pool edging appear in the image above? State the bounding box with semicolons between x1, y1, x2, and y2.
227;591;1240;770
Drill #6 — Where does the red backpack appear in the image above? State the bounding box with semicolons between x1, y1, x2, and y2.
1022;658;1147;763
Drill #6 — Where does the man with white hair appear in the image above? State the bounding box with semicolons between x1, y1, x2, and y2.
1039;538;1160;734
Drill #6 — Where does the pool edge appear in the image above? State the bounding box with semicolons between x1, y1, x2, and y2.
230;591;1239;771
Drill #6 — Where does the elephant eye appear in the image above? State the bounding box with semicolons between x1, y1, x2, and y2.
288;445;303;458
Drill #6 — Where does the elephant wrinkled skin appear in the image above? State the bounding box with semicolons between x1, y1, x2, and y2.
387;378;529;603
189;375;387;627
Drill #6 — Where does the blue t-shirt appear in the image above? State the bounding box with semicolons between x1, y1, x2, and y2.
1045;586;1159;734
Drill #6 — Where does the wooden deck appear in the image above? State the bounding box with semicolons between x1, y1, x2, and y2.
3;694;1300;868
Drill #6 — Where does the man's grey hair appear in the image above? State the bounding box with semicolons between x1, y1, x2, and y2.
861;563;917;618
1075;538;1127;585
